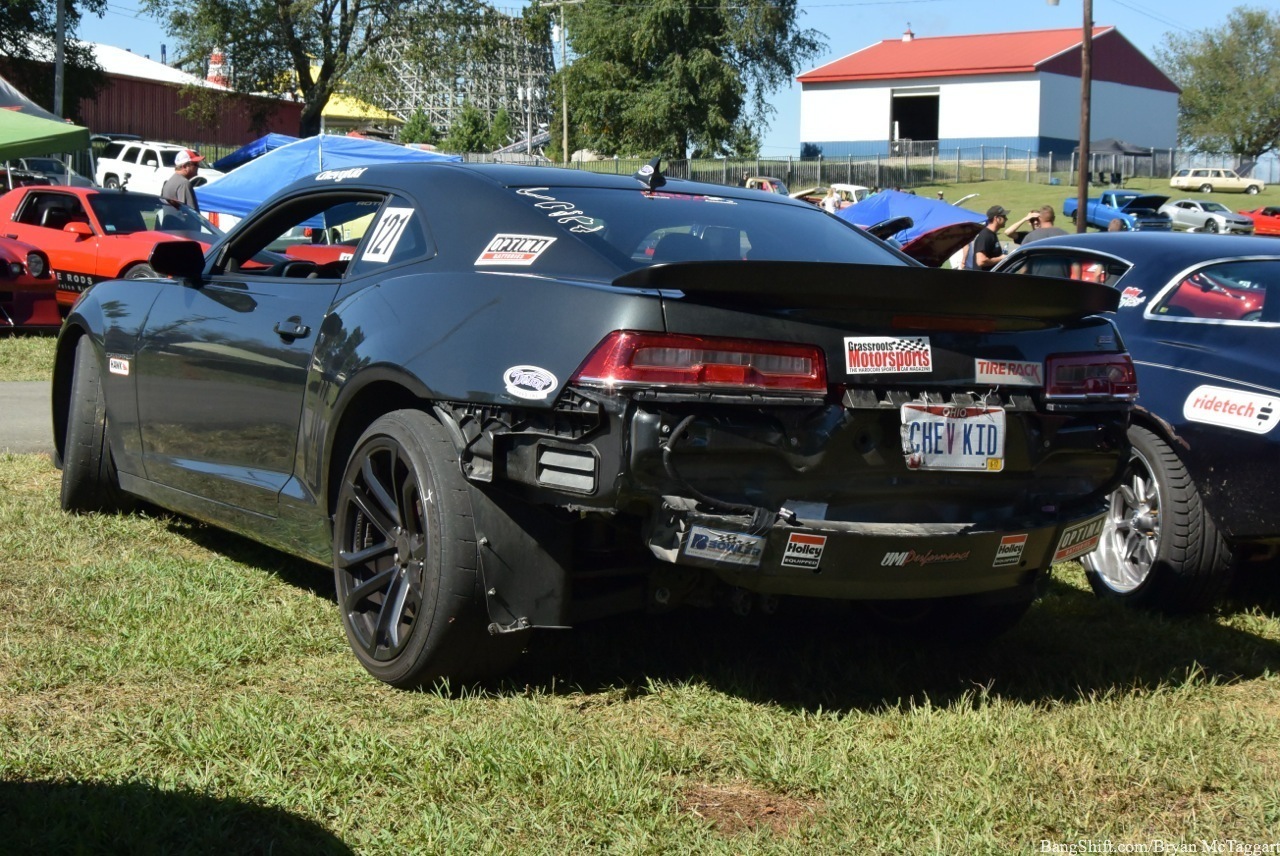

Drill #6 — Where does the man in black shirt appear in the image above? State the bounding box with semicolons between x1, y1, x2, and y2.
969;205;1008;269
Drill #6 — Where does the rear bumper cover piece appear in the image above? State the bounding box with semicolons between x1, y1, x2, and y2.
647;496;1106;600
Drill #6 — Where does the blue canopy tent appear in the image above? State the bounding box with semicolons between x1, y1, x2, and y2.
838;190;985;267
198;134;462;220
211;133;299;171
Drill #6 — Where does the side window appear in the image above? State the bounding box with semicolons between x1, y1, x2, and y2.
101;142;125;160
346;195;431;278
121;146;141;165
1151;261;1276;323
141;149;160;168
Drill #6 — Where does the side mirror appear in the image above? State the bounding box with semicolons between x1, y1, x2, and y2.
63;222;93;239
150;240;205;280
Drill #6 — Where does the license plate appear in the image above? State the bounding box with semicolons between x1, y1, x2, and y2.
900;403;1005;472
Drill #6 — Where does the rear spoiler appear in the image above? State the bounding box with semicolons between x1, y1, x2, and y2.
613;261;1119;321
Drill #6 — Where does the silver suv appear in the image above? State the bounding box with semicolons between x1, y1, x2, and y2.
93;140;224;195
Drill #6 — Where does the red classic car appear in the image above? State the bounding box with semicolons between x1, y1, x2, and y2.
0;186;222;308
1238;206;1280;237
0;235;58;329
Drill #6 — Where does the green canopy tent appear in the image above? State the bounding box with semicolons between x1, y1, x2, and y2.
1;109;90;159
0;109;91;181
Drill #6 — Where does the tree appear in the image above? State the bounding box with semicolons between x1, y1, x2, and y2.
489;107;515;151
442;102;492;153
138;0;416;136
559;0;822;157
1156;7;1280;159
0;0;106;120
399;108;439;145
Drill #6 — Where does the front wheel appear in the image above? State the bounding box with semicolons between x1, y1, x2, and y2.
1083;425;1233;613
1205;219;1219;233
103;176;119;190
1246;185;1260;195
333;410;520;687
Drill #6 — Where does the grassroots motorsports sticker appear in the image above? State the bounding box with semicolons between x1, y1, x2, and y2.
845;336;932;375
683;526;764;567
1182;385;1276;435
503;365;558;400
1053;515;1106;563
476;234;557;266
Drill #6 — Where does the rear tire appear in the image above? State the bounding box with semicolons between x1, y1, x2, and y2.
60;337;133;514
1199;183;1213;194
332;410;521;688
103;176;119;190
1083;425;1233;613
124;263;156;280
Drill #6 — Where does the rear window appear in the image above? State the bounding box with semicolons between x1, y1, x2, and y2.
88;193;222;241
1000;250;1132;286
509;186;906;273
100;143;125;160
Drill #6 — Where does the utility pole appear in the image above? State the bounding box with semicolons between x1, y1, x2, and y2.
543;0;583;164
54;0;66;117
1077;0;1092;234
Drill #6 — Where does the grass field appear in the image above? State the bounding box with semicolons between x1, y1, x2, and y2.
0;333;56;382
2;450;1279;853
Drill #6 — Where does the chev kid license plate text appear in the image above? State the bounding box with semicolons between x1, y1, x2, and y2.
900;403;1006;472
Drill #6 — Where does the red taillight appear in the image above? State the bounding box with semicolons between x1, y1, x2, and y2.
572;331;826;393
1045;353;1138;401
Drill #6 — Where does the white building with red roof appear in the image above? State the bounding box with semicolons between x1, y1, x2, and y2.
797;26;1179;158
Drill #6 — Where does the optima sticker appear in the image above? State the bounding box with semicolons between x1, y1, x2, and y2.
974;359;1042;386
683;526;764;567
476;234;557;266
503;365;558;400
780;533;827;570
845;336;932;375
107;356;130;376
993;534;1027;567
1183;385;1276;435
1053;515;1106;563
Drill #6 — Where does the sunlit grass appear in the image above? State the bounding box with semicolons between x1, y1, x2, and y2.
0;333;57;382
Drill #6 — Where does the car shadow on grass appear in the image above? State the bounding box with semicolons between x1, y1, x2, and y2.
0;779;353;855
505;573;1280;714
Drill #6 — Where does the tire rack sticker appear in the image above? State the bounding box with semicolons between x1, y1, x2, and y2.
361;207;414;263
1053;515;1106;563
476;234;557;267
974;359;1042;387
1182;385;1277;435
845;336;932;374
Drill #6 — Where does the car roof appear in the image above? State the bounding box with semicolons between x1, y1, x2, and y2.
1010;232;1280;276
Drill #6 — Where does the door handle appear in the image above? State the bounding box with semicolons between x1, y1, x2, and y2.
274;317;310;340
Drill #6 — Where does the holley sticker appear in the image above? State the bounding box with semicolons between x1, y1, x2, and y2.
780;533;827;570
1053;515;1106;563
683;526;764;567
993;534;1027;567
476;234;557;266
1182;385;1276;435
503;365;558;400
974;359;1042;386
845;336;932;375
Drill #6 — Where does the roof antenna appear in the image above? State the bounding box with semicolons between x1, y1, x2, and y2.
634;156;666;190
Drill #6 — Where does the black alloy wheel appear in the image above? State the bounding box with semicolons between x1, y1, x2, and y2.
1206;219;1219;233
333;410;519;687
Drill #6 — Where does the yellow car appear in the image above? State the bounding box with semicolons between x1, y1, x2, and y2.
1170;167;1264;195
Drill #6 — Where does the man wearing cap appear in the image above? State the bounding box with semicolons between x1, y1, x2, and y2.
966;205;1009;270
161;149;205;212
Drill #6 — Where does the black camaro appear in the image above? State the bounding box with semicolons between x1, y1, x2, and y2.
53;162;1135;686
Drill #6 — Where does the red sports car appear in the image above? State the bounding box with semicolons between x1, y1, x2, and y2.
0;235;58;329
1238;206;1280;237
0;186;222;308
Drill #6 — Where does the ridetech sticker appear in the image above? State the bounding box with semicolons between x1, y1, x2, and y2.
993;534;1028;567
683;526;764;567
845;336;932;374
1053;515;1106;563
1182;385;1276;435
475;234;557;266
780;533;827;570
974;359;1042;386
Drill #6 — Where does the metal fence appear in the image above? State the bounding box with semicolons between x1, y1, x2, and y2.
474;145;1279;191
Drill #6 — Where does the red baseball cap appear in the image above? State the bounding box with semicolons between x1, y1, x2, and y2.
175;149;205;166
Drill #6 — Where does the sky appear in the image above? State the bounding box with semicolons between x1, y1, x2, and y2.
79;0;1229;156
